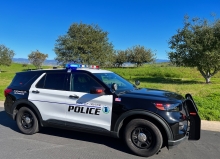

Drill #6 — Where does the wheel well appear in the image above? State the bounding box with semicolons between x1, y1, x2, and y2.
119;115;168;148
14;104;42;127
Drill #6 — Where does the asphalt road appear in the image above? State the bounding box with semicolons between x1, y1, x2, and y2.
0;107;220;159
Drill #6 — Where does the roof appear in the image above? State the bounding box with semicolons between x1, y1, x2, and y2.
17;68;113;74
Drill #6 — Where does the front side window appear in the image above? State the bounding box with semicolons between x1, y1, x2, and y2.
71;73;101;93
93;73;135;93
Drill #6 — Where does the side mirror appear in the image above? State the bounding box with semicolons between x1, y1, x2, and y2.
135;80;140;86
111;83;117;91
90;87;104;94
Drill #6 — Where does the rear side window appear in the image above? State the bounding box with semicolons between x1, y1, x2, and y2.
36;75;46;88
10;73;37;87
36;73;67;90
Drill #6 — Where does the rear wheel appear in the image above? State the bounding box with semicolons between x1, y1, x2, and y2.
16;107;39;135
124;119;162;157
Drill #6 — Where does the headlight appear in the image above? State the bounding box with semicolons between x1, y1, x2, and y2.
154;103;181;111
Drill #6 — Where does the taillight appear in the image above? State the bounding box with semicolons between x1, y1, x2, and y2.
4;88;12;97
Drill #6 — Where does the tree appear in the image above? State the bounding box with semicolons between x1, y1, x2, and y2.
113;50;128;67
168;16;220;83
0;44;15;72
28;50;48;69
127;45;156;67
54;22;114;66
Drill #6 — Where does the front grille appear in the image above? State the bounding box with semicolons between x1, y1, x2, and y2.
182;100;189;118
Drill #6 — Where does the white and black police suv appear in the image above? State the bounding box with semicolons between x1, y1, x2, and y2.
4;64;201;157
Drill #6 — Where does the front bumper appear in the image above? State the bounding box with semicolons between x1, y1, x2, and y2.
168;133;188;148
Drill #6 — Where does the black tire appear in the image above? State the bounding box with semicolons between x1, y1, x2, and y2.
16;107;39;135
124;119;163;157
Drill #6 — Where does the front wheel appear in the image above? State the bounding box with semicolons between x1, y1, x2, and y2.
16;107;39;135
124;119;163;157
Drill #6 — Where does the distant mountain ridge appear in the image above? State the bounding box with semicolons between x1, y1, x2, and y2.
13;58;58;65
155;59;170;63
12;58;170;65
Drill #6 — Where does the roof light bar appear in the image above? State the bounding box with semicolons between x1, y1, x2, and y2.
66;63;99;70
90;65;99;69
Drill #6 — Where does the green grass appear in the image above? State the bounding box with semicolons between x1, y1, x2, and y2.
1;63;220;121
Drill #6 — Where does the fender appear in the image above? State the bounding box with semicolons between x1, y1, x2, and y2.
113;110;173;140
11;99;44;126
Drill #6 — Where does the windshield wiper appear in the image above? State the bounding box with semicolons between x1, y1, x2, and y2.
118;90;133;95
118;91;126;94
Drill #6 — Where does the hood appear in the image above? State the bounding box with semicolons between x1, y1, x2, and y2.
119;88;184;101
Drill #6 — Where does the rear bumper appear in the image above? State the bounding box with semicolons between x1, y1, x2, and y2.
4;99;16;120
5;110;14;119
4;101;14;119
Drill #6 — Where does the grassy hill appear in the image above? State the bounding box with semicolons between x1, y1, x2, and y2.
1;63;220;121
0;63;51;100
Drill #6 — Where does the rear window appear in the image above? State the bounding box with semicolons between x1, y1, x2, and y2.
10;73;37;87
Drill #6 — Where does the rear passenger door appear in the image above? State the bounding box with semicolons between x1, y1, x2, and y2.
64;73;113;131
29;72;69;124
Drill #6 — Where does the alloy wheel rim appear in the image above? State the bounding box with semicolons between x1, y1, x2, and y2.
131;127;153;149
21;112;34;129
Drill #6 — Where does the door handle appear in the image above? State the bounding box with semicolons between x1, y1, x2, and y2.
69;95;79;99
32;90;40;93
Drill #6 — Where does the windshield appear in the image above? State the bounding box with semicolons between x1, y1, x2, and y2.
93;73;135;93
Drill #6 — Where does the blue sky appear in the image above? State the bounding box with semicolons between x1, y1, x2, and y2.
1;0;220;60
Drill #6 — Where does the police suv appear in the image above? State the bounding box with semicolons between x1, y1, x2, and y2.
4;64;201;157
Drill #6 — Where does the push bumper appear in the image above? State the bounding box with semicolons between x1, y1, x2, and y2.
185;94;201;140
168;94;200;149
